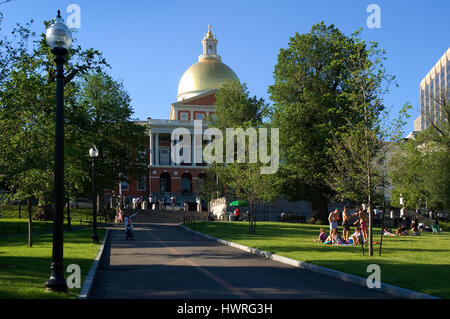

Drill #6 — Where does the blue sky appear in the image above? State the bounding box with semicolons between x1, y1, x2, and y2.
2;0;449;133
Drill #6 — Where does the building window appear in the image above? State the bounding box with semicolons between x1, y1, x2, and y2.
196;113;204;120
160;148;170;165
160;172;171;192
181;173;192;193
180;112;189;120
137;175;146;191
197;173;207;194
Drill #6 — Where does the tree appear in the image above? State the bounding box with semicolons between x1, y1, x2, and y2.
326;35;398;256
208;81;277;233
74;72;148;214
269;22;370;223
389;92;450;211
0;4;33;85
0;19;146;221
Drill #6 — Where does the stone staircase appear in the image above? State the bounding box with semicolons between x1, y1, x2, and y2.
128;209;210;224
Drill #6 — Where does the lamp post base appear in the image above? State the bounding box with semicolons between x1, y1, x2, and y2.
91;234;99;242
44;276;68;293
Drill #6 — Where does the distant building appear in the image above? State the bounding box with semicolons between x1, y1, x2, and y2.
109;25;238;204
414;48;449;133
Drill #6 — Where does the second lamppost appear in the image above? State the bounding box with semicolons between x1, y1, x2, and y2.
90;146;100;242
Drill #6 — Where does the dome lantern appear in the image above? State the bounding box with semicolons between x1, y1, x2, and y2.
201;24;219;59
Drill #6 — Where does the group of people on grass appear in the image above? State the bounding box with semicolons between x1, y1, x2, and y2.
317;206;432;245
317;206;376;246
391;216;422;236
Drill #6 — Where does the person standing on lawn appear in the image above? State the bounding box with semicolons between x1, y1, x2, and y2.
354;208;368;242
342;206;353;241
234;207;241;221
328;209;339;237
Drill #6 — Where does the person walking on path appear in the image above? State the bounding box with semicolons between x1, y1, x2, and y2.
124;212;137;239
170;194;176;211
117;208;124;224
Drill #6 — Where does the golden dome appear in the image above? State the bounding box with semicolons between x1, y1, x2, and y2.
177;57;238;101
177;25;238;101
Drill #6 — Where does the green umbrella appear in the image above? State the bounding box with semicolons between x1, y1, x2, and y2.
230;200;248;207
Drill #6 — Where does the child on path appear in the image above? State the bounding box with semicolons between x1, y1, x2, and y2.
124;212;137;240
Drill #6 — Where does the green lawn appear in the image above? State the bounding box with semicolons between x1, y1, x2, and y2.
0;219;94;235
0;227;106;298
0;204;109;226
186;221;450;298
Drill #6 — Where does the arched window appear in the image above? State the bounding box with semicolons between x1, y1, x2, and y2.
181;173;192;193
197;173;207;194
160;172;171;193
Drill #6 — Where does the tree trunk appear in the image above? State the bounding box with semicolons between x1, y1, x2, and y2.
97;192;103;216
27;199;32;247
311;194;329;224
251;201;256;233
18;201;22;219
66;199;72;231
368;199;373;256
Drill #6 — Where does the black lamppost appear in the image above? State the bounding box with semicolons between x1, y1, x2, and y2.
44;10;72;292
90;146;99;242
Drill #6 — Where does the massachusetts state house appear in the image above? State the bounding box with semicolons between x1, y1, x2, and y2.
112;25;238;205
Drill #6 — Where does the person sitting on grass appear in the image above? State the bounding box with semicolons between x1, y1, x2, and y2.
323;234;333;245
382;227;396;236
351;227;362;244
410;221;421;236
332;231;348;245
318;228;328;243
396;224;409;236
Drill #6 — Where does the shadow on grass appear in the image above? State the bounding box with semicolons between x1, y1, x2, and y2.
0;255;96;299
305;258;449;298
0;228;105;299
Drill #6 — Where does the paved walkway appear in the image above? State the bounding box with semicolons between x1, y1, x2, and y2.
90;223;391;299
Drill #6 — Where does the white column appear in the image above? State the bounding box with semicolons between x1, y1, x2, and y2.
149;133;153;166
192;134;196;166
170;137;176;166
155;133;159;166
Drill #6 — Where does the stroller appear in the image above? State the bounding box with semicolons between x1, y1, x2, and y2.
125;223;134;240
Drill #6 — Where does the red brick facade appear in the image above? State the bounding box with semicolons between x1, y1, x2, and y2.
181;94;216;106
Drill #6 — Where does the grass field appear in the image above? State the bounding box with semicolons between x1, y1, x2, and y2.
185;221;450;298
0;227;106;298
0;204;109;226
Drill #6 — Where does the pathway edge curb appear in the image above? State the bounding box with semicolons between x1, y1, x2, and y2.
179;224;439;299
78;229;110;299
